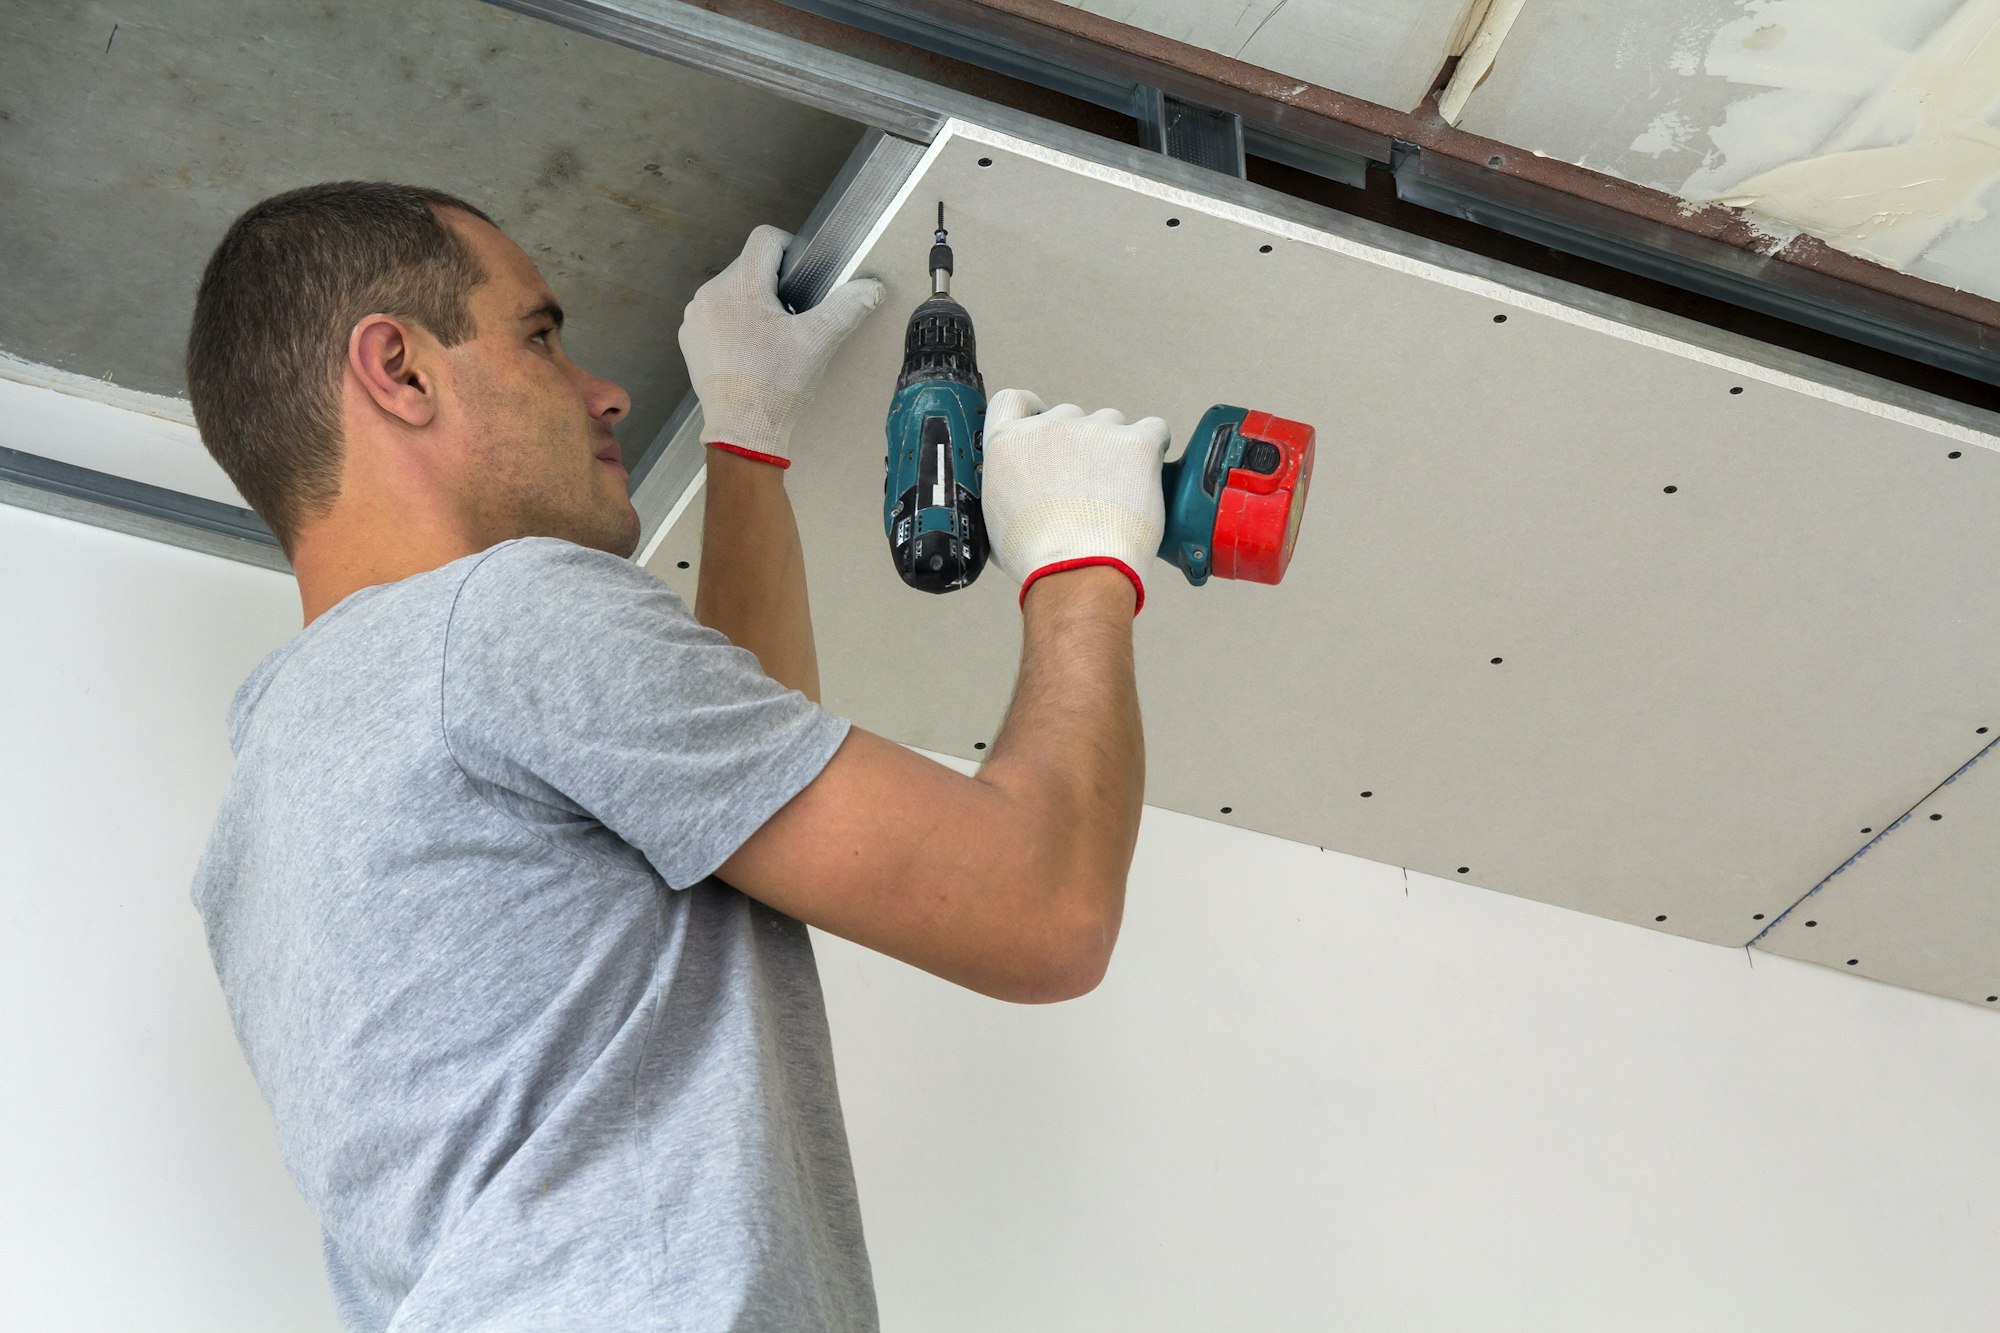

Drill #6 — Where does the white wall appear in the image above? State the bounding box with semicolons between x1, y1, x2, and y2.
818;796;2000;1332
0;504;337;1330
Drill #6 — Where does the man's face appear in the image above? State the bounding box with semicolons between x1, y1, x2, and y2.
436;211;640;558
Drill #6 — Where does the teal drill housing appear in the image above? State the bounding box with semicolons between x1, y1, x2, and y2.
884;205;988;593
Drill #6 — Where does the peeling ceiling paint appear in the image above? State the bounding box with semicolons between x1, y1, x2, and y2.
1692;0;2000;273
1452;0;2000;301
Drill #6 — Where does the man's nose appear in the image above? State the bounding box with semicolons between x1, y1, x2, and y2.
584;369;632;424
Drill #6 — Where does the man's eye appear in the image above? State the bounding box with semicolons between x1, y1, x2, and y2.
531;328;555;348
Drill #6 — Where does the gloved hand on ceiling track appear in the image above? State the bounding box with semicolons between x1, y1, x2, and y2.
678;223;885;468
981;388;1171;615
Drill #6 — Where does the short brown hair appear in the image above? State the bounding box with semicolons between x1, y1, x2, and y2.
186;182;496;553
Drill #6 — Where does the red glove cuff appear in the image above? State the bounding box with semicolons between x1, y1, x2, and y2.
1018;557;1146;616
707;441;791;470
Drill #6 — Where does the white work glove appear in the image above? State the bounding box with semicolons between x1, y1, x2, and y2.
981;389;1171;614
678;224;885;468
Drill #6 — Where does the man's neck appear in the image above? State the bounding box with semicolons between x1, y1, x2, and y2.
291;512;485;626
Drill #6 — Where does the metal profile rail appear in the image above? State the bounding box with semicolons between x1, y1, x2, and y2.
626;128;931;555
0;446;286;570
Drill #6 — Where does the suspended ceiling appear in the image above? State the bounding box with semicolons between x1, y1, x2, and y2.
0;0;863;460
645;120;2000;1007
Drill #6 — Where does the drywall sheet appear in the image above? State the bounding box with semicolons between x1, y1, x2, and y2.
1450;0;2000;301
1757;735;2000;1007
1051;0;1469;112
647;122;2000;985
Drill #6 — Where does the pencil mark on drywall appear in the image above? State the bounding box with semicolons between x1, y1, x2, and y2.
1402;866;1410;897
105;24;118;54
1235;0;1290;57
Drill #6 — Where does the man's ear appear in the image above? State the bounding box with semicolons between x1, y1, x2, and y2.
348;315;438;428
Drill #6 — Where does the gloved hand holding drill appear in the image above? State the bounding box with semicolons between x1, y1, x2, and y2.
679;224;1171;612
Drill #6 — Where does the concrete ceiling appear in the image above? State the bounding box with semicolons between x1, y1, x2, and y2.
647;121;2000;1007
0;0;864;460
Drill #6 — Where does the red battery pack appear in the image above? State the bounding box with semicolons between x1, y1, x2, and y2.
1210;411;1316;585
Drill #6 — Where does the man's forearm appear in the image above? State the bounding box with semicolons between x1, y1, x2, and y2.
694;448;820;701
977;568;1146;960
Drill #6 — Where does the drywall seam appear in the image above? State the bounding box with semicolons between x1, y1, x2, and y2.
1437;0;1528;124
917;119;2000;452
1746;729;2000;948
1690;0;2000;272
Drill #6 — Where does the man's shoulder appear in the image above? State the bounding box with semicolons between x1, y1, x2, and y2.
442;539;696;697
452;538;668;619
465;536;649;582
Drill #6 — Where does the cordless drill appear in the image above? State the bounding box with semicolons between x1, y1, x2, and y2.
883;206;1316;593
883;205;988;593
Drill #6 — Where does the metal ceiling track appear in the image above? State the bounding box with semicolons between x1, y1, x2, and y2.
0;447;285;570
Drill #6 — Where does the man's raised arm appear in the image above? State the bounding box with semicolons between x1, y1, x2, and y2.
718;389;1168;1003
678;226;1165;1001
676;224;883;700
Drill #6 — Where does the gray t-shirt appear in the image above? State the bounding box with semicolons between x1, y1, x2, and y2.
192;537;875;1332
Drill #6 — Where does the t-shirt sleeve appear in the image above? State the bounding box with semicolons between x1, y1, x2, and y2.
439;537;851;890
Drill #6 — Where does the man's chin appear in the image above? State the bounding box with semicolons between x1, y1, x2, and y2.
592;500;643;561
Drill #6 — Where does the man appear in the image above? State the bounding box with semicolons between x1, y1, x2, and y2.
187;181;1167;1330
